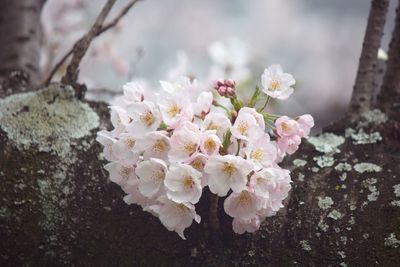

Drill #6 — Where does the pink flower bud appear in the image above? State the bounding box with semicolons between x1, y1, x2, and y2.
213;78;236;97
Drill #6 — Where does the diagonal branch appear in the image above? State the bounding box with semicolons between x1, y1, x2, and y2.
61;0;117;91
44;0;141;88
348;0;389;118
378;0;400;113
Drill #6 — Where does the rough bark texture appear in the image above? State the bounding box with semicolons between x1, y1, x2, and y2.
348;0;389;117
0;0;45;91
378;0;400;112
1;85;400;267
1;0;400;266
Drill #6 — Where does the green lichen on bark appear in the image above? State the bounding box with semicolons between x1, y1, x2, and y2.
0;84;99;157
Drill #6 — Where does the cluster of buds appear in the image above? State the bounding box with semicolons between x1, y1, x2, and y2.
97;64;313;239
213;78;236;97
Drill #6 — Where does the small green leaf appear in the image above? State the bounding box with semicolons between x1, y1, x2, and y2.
249;85;261;108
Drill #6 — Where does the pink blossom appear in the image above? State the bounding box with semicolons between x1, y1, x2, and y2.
297;114;314;137
164;163;203;204
224;189;263;220
126;101;162;136
261;64;295;100
244;133;277;168
104;162;136;187
202;112;232;139
96;130;117;161
136;158;168;198
157;91;193;129
151;196;201;240
134;131;170;161
200;131;222;157
231;110;263;141
168;124;201;162
204;155;253;196
232;216;261;234
275;116;300;137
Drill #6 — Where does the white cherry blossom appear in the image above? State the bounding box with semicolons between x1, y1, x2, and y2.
261;64;295;100
204;155;253;196
164;163;202;204
136;158;168;198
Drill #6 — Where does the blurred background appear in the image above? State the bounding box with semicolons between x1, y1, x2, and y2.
40;0;397;131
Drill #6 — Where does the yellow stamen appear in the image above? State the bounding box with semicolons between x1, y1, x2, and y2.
251;148;264;161
191;158;205;171
167;103;180;117
126;138;136;149
238;191;251;204
119;167;131;179
270;80;280;90
183;176;194;189
207;123;220;131
204;138;217;153
237;121;248;135
153;139;168;153
183;142;197;155
223;162;237;176
140;110;155;126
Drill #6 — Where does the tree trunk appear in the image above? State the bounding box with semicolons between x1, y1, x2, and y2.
1;1;400;266
0;0;45;94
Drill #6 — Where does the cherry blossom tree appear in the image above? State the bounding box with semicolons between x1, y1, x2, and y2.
1;0;400;266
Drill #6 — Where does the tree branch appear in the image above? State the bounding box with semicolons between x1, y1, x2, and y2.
348;0;389;118
378;0;400;113
44;0;141;89
61;0;117;97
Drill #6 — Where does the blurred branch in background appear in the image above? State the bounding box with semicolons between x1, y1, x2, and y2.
348;0;389;118
44;0;142;95
378;0;400;112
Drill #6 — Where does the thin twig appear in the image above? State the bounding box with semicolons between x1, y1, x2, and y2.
378;0;400;112
348;0;389;118
209;194;220;233
44;0;141;88
62;0;117;88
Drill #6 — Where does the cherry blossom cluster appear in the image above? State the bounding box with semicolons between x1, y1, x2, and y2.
97;64;313;239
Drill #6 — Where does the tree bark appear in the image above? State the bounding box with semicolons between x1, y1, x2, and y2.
0;0;45;92
1;1;400;266
378;0;400;113
348;0;389;118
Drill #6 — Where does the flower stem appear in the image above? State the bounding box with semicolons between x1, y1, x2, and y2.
236;139;241;156
258;96;271;112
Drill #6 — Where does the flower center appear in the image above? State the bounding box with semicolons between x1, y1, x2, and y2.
153;139;167;153
153;170;165;183
223;162;237;176
183;142;197;155
281;122;290;133
191;158;205;171
204;138;217;153
270;80;280;90
119;167;132;179
237;121;248;135
126;138;136;149
238;191;251;204
167;103;180;117
140;110;155;126
183;176;194;189
251;148;264;161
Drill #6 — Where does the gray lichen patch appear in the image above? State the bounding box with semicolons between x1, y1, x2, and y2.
393;184;400;197
335;163;352;172
308;133;345;154
293;159;307;167
360;109;387;126
327;209;342;220
346;128;382;145
318;196;334;210
384;233;400;248
313;155;335;168
354;163;382;173
0;84;99;157
299;240;312;251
